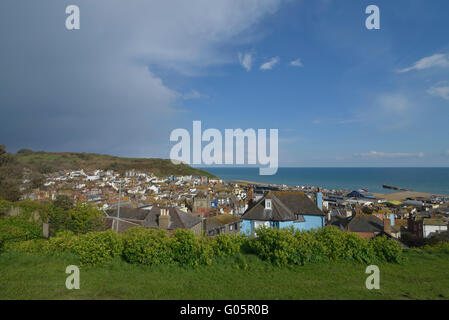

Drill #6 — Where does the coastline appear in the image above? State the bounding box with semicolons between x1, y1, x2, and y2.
225;179;448;200
206;167;449;196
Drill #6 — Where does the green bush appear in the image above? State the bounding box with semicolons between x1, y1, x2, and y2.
293;229;325;264
250;226;401;266
0;216;42;243
422;242;449;254
2;223;405;267
122;227;173;265
48;201;105;235
3;238;50;253
170;229;213;267
343;232;376;263
211;234;243;257
248;227;299;266
369;235;403;263
72;230;123;266
66;203;105;234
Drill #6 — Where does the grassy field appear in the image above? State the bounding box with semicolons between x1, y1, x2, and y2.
1;250;448;300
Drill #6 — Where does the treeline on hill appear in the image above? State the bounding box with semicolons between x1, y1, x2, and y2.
0;195;105;245
0;145;216;201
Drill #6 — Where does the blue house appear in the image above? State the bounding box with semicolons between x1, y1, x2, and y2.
240;191;325;235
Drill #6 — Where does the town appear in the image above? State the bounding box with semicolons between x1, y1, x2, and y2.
19;168;449;244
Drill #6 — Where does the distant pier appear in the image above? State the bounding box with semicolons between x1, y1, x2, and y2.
382;184;412;192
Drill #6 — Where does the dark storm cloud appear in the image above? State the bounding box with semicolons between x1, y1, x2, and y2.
0;0;282;157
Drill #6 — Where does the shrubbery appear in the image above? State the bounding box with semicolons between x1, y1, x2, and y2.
73;230;123;265
211;233;243;257
370;235;404;263
0;216;42;251
170;229;213;267
122;227;173;265
422;242;449;254
249;226;403;266
3;226;406;267
47;196;105;235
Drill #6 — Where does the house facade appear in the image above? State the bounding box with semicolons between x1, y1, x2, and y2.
240;191;325;235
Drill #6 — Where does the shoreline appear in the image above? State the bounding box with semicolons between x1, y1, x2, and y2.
225;179;448;200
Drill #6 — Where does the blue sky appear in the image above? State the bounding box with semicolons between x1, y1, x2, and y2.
1;0;449;167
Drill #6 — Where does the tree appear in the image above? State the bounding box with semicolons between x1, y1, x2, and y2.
49;196;105;235
0;178;21;202
0;146;23;201
30;173;45;189
53;195;74;211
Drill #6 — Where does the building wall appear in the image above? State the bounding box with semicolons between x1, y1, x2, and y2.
298;215;325;231
189;222;203;236
423;225;448;238
241;220;253;235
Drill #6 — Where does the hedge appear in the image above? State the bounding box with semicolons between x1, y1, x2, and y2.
3;226;405;267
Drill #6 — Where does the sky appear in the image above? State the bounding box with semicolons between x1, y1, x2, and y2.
1;0;449;167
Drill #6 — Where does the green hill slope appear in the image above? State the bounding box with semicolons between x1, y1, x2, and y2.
15;149;216;178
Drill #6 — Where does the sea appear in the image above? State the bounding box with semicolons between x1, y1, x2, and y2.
200;167;449;195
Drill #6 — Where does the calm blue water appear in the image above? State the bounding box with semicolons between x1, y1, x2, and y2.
201;167;449;195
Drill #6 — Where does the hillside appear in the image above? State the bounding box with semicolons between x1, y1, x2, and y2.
15;149;216;178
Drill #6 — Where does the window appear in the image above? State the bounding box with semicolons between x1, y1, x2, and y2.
265;199;272;209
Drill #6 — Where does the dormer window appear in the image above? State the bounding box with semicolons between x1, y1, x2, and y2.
265;198;272;209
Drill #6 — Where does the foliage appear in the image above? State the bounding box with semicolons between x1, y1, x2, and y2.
48;199;105;235
0;145;23;201
369;235;404;263
210;233;243;257
422;242;449;254
0;216;42;252
0;216;42;241
170;229;213;267
66;203;105;234
72;230;123;266
3;224;405;267
122;227;173;265
249;226;402;266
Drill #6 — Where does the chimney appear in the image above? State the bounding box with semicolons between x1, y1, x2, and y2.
248;187;254;207
383;218;391;234
316;188;323;211
355;204;361;216
159;208;171;229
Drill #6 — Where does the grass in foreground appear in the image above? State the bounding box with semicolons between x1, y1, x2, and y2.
0;250;448;300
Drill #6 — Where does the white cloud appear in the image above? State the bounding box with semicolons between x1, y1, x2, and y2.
427;85;449;101
358;93;415;130
378;93;410;115
183;90;208;100
260;56;280;70
238;52;254;71
356;151;424;159
397;53;449;73
289;58;303;67
312;118;360;125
